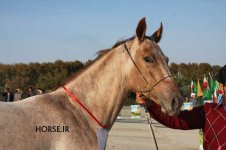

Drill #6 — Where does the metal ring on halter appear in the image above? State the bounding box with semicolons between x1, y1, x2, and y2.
124;43;173;95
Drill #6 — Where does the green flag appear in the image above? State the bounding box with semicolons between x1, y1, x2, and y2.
203;90;212;100
215;80;220;90
209;79;215;93
194;81;197;94
191;80;197;94
203;76;212;100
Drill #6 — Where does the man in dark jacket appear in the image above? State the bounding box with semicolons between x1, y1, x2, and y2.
136;65;226;150
2;88;14;102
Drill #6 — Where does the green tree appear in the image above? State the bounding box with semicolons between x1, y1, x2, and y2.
36;69;68;90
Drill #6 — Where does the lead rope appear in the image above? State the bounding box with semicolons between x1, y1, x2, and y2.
143;107;159;150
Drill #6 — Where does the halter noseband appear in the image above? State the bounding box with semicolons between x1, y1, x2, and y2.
123;43;172;95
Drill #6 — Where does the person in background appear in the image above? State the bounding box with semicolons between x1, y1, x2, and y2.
136;65;226;150
27;87;36;97
14;88;23;101
36;88;44;95
2;88;14;102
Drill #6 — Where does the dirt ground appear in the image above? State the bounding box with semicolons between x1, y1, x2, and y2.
106;107;200;150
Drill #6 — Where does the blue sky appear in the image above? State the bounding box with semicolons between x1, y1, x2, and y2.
0;0;225;66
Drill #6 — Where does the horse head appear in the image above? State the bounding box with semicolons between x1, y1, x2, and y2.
123;18;183;116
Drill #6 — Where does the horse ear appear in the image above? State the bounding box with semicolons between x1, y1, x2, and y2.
150;22;163;43
136;17;147;41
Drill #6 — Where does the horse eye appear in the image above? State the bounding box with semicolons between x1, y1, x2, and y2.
144;57;154;63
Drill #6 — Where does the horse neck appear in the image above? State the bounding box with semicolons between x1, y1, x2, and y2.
65;47;130;131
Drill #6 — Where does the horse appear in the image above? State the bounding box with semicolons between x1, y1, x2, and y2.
0;17;183;150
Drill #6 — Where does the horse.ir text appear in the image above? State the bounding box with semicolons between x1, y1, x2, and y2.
35;125;69;133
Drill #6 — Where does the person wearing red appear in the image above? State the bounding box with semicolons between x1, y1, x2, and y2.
136;65;226;150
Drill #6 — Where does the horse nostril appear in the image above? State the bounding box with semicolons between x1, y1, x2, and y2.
171;96;178;110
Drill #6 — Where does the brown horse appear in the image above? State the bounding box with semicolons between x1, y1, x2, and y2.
0;18;182;150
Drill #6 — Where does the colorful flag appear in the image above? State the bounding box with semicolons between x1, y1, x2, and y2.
191;80;194;91
216;82;224;95
203;75;208;88
197;79;203;97
209;79;215;94
203;75;212;100
194;81;197;94
191;80;197;93
215;80;220;91
213;86;217;103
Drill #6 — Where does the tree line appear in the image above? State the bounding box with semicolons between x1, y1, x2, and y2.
0;60;221;105
170;62;221;97
0;60;84;94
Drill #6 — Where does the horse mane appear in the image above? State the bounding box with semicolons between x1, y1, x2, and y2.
112;36;135;48
112;36;152;48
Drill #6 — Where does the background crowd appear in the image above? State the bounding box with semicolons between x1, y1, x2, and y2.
1;87;44;102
